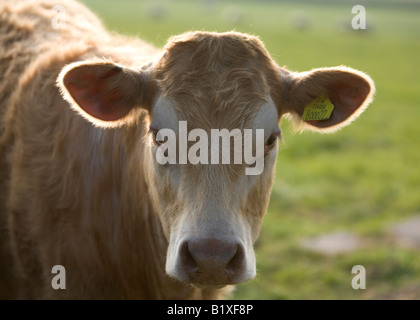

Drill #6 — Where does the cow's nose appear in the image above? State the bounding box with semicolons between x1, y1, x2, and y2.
179;238;245;285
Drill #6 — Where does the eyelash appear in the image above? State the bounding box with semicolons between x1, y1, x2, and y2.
264;131;281;155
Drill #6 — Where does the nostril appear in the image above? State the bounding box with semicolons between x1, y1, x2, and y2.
180;241;197;274
177;238;247;284
226;244;244;277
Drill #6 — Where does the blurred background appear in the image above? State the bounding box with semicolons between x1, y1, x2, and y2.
80;0;420;299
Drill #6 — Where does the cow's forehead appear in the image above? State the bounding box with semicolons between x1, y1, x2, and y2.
151;95;278;133
153;32;277;130
157;31;271;73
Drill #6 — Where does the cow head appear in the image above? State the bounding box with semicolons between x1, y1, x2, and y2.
58;31;374;288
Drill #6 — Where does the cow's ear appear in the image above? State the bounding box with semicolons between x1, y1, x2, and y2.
277;66;375;133
57;61;155;127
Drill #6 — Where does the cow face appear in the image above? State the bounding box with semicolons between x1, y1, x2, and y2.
58;31;374;288
144;94;280;286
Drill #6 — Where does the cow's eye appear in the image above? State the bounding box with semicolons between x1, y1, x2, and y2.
149;127;162;146
266;135;277;147
264;130;281;154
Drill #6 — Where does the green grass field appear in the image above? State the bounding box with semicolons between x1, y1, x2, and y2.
80;0;420;299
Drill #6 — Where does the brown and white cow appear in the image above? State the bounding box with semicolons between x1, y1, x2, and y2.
0;0;374;299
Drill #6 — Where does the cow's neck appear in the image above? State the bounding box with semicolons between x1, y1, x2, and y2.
80;123;204;299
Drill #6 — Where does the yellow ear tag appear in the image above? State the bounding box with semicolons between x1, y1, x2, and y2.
302;95;335;121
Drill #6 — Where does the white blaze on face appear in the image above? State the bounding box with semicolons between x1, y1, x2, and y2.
150;95;180;131
246;96;279;179
150;95;181;186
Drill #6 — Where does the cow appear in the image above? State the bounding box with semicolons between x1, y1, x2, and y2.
0;0;375;299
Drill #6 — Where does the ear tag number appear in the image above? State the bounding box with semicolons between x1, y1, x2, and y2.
302;95;335;121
